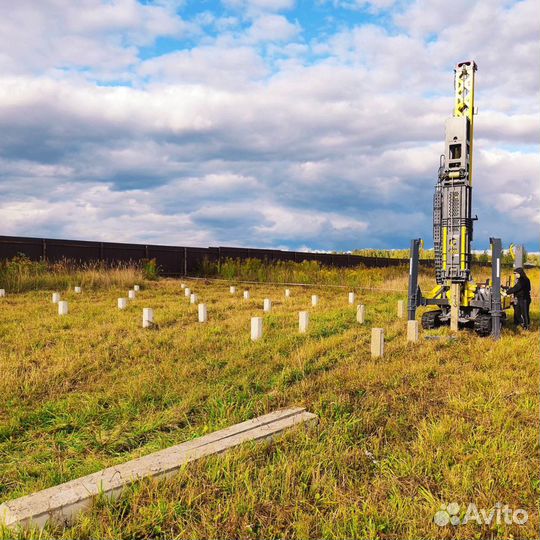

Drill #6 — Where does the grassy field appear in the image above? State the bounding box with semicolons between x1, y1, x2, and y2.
0;264;538;539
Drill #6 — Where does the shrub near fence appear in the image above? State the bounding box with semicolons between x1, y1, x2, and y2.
0;235;428;276
0;255;143;293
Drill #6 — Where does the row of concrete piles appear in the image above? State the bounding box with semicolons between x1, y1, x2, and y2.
370;300;419;357
49;284;140;316
249;296;419;358
13;282;419;355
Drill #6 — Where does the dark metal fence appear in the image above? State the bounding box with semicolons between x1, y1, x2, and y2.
0;235;434;275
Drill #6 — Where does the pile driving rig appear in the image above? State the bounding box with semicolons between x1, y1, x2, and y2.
407;61;513;339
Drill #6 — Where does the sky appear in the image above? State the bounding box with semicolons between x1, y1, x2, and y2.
0;0;538;251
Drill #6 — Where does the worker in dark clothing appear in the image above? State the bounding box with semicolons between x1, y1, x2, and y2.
505;267;531;329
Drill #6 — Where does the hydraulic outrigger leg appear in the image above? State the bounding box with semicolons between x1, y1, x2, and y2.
490;238;502;340
407;238;421;321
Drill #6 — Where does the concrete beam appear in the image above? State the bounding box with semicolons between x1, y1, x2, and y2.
58;301;68;316
371;328;384;358
142;308;153;328
450;283;460;331
299;311;309;333
198;303;207;323
407;320;419;342
357;304;365;324
0;408;317;531
251;317;263;341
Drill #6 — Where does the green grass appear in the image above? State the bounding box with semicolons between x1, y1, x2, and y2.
0;265;538;539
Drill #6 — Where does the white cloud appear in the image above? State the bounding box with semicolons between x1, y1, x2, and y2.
0;0;538;250
0;0;191;76
138;46;269;87
331;0;397;13
222;0;296;14
245;14;300;42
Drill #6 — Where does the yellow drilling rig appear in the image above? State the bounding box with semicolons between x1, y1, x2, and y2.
407;61;521;339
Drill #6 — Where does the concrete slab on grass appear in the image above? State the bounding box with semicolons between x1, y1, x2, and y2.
0;407;317;530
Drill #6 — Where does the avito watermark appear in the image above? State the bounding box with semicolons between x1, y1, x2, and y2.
434;502;528;527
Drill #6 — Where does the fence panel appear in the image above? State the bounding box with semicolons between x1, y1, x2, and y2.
0;234;445;275
0;236;43;260
147;246;183;275
185;247;216;274
218;247;251;261
44;239;101;263
101;243;147;265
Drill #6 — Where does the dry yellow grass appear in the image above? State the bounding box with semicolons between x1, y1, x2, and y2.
0;266;538;539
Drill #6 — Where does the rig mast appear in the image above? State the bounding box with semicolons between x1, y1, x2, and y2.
434;61;476;289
